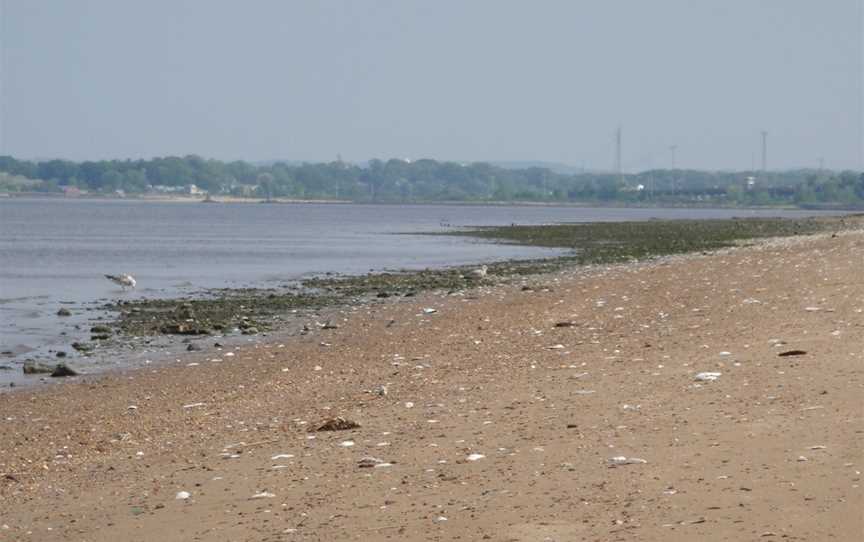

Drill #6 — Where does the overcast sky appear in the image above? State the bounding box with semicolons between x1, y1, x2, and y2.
1;0;862;171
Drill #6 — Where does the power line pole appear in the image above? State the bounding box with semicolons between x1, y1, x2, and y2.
614;125;622;175
761;130;768;172
669;145;678;169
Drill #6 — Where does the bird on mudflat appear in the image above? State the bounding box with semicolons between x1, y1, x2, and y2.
469;265;488;279
105;273;137;291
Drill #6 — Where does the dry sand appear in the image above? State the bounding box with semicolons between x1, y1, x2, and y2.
1;226;862;541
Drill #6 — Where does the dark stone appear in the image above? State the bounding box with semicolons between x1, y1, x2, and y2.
313;417;361;432
71;342;93;352
51;363;78;377
186;343;202;351
778;350;807;357
376;292;391;298
90;325;111;334
91;334;111;341
56;351;67;358
56;308;72;317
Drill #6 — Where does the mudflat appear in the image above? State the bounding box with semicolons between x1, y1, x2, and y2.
1;225;862;541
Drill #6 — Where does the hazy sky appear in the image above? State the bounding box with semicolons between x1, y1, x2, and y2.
1;0;862;170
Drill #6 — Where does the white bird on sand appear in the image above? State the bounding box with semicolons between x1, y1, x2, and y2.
469;265;488;279
105;273;137;291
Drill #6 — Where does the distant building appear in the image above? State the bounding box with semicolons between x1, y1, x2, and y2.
63;186;82;197
150;184;204;195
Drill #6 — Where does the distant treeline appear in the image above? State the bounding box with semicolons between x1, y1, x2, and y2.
1;155;863;207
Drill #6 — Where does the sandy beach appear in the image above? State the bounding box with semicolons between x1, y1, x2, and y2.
1;224;862;541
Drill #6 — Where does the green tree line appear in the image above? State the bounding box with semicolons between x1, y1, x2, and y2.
1;155;862;207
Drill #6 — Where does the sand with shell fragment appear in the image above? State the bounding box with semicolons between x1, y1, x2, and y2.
1;225;862;541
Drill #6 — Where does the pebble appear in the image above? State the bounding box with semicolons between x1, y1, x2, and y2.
694;372;722;381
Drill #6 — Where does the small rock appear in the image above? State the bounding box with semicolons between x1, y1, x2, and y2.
56;308;72;317
186;343;202;352
554;321;577;328
241;327;259;335
22;361;54;375
358;456;385;468
466;453;486;461
175;491;191;500
71;342;93;353
694;372;722;381
313;417;360;432
90;325;111;334
55;351;67;358
51;363;78;377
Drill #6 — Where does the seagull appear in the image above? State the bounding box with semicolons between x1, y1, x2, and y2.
469;265;488;279
105;273;136;291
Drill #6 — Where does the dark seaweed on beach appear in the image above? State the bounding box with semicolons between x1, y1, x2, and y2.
102;216;848;340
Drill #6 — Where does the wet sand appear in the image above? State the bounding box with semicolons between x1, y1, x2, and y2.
1;224;862;541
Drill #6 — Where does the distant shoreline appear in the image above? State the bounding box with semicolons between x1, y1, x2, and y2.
2;192;861;211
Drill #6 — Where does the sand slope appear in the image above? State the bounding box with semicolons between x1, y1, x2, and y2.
1;228;862;541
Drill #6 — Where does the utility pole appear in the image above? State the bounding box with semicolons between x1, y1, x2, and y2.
613;125;625;188
669;145;678;169
761;130;768;172
818;157;825;172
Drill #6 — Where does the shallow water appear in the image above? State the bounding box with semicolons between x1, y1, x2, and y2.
0;198;841;385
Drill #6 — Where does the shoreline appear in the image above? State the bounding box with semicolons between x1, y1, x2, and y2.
3;192;862;211
1;224;861;540
2;215;858;391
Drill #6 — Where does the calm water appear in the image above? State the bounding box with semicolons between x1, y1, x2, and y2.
0;198;841;383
